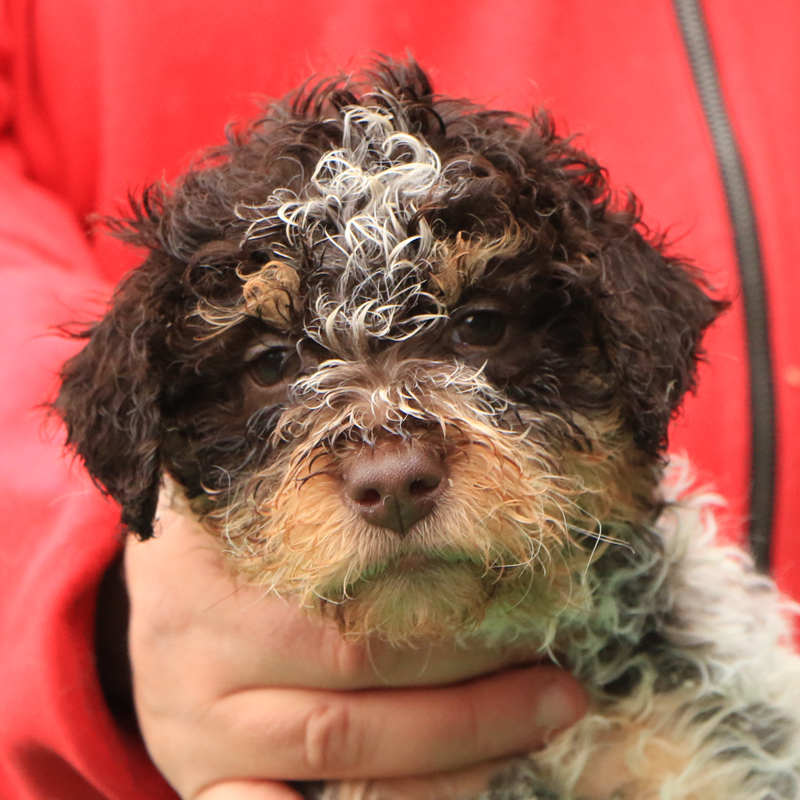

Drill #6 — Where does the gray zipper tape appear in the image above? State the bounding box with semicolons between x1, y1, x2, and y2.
673;0;775;571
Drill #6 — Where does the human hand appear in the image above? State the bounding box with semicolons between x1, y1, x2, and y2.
125;501;587;800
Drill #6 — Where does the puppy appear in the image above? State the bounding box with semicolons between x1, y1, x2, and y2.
57;61;800;799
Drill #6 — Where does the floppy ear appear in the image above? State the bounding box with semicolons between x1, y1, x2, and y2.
598;224;727;454
55;263;168;539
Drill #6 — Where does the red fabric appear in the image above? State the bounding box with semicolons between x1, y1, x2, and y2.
1;0;797;796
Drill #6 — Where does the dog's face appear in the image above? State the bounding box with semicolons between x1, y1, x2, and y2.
58;63;723;644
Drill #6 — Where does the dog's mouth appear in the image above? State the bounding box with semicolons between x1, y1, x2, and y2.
315;545;580;646
391;553;439;572
315;549;484;607
350;548;491;583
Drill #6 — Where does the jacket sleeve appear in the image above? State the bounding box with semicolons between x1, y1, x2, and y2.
0;13;177;799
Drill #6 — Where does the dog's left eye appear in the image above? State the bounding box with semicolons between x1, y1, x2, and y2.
247;348;289;387
452;310;508;347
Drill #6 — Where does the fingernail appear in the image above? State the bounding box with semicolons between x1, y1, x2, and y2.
534;679;584;737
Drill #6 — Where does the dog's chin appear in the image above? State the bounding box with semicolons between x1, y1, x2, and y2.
319;559;493;645
316;555;568;648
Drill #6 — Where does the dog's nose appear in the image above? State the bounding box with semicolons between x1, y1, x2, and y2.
343;443;447;536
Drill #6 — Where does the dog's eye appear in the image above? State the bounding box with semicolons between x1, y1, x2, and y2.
452;310;508;347
247;348;289;387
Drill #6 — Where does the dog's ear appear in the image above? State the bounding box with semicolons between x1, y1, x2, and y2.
597;220;727;454
55;262;169;539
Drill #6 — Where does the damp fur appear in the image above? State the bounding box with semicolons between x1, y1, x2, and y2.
54;60;800;800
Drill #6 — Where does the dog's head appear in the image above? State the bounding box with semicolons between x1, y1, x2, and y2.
58;61;724;643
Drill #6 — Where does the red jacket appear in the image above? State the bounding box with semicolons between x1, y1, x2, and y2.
1;0;798;796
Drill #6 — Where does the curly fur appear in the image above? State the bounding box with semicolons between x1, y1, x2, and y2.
56;60;800;799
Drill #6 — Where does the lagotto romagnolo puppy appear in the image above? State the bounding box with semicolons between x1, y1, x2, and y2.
57;61;800;799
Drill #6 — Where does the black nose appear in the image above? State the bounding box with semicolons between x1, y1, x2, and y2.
343;443;447;536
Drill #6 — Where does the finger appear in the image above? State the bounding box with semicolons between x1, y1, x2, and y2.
148;665;586;793
334;758;512;800
193;781;303;800
235;667;584;777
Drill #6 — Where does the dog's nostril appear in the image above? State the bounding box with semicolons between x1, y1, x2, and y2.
353;487;383;507
343;443;447;536
409;475;441;496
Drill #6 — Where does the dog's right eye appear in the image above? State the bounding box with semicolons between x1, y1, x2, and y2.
247;348;289;387
452;310;508;348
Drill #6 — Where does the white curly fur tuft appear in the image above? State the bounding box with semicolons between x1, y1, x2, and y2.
238;105;452;349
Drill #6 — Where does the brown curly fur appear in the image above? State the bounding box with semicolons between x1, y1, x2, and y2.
56;60;722;551
57;62;800;800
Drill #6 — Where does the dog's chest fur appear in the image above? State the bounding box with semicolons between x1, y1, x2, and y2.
58;61;800;799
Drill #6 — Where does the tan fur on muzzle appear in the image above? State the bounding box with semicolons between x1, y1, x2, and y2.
193;357;630;644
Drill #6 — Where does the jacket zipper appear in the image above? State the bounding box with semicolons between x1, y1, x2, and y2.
672;0;775;571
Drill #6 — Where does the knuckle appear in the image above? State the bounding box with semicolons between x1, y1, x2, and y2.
302;702;362;776
331;638;373;682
